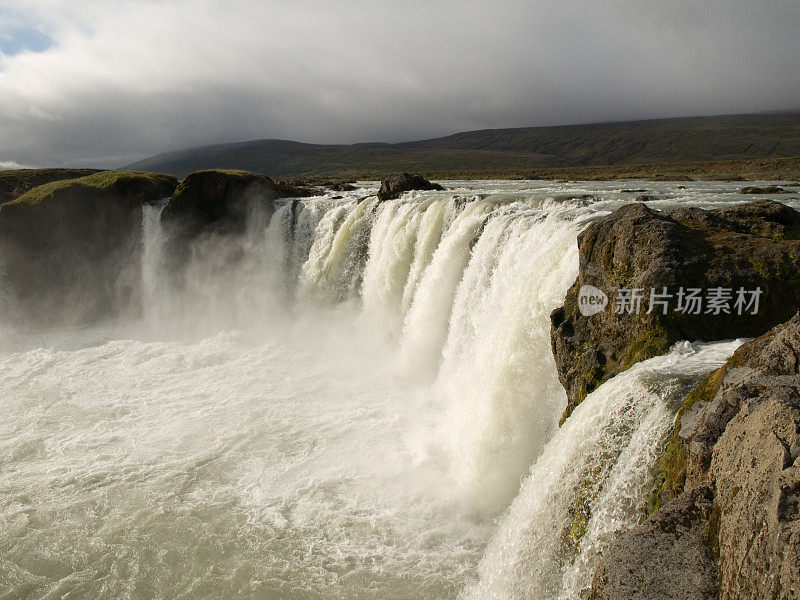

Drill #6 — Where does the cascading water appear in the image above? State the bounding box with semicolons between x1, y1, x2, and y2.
461;339;742;600
0;180;763;599
431;203;596;515
299;197;381;304
141;200;167;325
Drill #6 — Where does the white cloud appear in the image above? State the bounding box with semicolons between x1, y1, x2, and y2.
0;0;798;167
0;161;32;170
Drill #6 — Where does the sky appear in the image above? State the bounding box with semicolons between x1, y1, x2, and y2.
0;0;799;169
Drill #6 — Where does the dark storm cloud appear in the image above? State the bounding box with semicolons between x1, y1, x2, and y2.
0;0;798;168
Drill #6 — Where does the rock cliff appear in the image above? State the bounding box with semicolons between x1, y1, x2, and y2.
551;199;800;421
0;168;103;205
0;170;177;326
589;314;800;600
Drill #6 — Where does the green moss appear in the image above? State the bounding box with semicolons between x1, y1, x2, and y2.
610;268;634;287
652;364;726;506
564;364;604;424
702;503;722;557
601;242;613;271
680;365;727;418
580;235;595;261
194;169;264;181
582;339;600;352
651;331;777;510
647;477;666;515
562;462;609;555
567;495;592;550
622;324;671;370
0;168;102;205
12;170;176;206
659;437;687;499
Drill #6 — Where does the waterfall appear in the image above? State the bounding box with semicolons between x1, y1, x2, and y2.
299;197;381;304
5;182;752;599
460;339;742;600
139;191;614;518
431;204;589;514
398;198;494;377
142;200;167;325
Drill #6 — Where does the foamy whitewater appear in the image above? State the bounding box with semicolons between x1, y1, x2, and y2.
2;180;793;599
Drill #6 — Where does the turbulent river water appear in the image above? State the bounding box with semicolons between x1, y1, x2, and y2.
1;180;796;599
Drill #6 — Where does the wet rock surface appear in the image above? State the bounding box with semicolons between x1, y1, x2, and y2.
589;314;800;600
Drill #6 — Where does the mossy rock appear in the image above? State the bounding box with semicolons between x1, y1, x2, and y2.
0;171;178;327
11;170;176;207
653;317;788;509
551;200;800;421
0;168;102;205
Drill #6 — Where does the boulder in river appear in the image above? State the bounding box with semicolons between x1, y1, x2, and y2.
739;185;790;194
377;173;443;201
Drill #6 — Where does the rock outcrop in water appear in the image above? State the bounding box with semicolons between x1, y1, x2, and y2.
161;169;309;239
739;185;791;195
551;199;800;420
377;173;443;201
0;170;177;326
160;169;311;274
589;313;800;600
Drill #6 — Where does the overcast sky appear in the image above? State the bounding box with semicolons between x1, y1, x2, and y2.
1;0;799;168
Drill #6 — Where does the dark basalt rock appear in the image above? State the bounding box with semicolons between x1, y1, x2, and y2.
555;194;599;205
590;314;800;600
0;171;177;326
551;199;800;421
318;180;356;192
739;185;790;194
162;170;299;238
327;182;356;192
160;169;310;274
377;173;443;201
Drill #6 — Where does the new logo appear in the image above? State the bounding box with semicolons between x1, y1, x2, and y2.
578;285;608;316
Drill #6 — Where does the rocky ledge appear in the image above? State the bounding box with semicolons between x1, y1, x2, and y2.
0;171;177;326
158;169;314;277
0;168;103;205
589;313;800;600
161;169;310;240
551;199;800;421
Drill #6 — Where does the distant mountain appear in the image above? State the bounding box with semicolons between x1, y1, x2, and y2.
125;112;800;179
